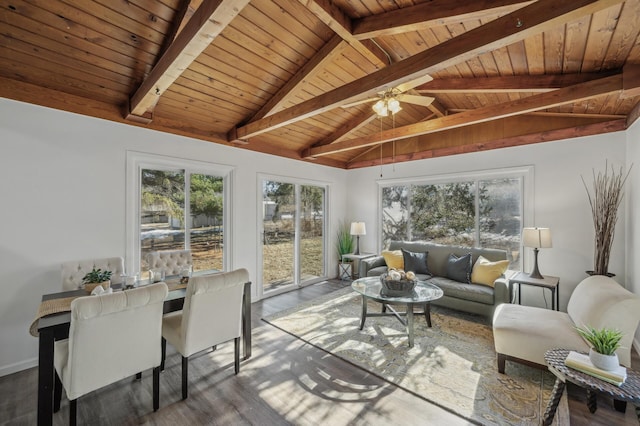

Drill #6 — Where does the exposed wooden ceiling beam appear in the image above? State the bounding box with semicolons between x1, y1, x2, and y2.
234;0;624;141
304;74;624;158
352;0;533;40
347;119;626;169
157;0;193;58
417;72;619;93
312;110;378;147
297;0;387;66
249;35;345;121
127;0;250;119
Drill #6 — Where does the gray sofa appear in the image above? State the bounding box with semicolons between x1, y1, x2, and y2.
359;240;510;317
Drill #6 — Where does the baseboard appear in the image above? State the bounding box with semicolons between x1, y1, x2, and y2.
0;357;37;378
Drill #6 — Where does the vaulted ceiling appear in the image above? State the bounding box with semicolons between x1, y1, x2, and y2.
2;0;640;169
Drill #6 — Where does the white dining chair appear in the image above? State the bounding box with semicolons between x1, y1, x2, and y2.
53;282;168;425
146;249;192;277
60;256;125;291
161;268;249;400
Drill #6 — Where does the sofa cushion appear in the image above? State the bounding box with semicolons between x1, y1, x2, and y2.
471;255;509;287
446;253;472;283
430;276;494;305
402;249;430;275
381;250;404;270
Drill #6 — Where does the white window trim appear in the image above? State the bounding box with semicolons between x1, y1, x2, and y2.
257;173;330;299
125;151;235;275
376;165;535;255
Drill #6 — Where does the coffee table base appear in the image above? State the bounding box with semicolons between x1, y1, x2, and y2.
358;296;433;347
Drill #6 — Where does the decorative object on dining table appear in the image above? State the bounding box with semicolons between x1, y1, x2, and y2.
180;265;193;284
81;267;112;293
123;273;139;289
379;268;416;297
150;268;166;283
91;285;113;296
522;227;552;279
350;221;366;255
575;325;623;371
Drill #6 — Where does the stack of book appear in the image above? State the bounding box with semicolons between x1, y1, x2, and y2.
564;351;627;386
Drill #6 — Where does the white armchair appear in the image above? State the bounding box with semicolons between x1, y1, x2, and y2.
493;275;640;373
60;256;125;291
161;268;249;400
53;282;168;424
146;249;192;277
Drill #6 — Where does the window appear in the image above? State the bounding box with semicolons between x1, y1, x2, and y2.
380;167;532;269
260;176;327;295
126;152;232;277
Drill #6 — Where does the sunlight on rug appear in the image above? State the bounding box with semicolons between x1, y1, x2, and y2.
263;287;569;426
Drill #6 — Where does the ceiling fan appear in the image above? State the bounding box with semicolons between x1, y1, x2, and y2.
340;74;435;117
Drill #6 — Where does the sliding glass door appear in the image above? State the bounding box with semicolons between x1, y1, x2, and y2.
261;178;326;295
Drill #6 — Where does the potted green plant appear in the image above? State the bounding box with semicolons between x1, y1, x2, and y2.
336;221;354;280
82;267;113;293
575;325;623;371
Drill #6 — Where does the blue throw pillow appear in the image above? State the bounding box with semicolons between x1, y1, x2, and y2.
446;253;472;283
401;249;430;275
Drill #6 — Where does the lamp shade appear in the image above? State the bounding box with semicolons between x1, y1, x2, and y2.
350;222;366;236
522;227;552;248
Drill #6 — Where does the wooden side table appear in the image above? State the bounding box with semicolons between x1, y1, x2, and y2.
509;271;560;310
543;348;640;425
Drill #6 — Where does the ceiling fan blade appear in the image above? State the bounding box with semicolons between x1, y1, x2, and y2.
340;97;378;109
397;94;435;107
395;74;434;93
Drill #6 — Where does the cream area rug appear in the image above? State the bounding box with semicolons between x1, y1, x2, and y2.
263;287;568;426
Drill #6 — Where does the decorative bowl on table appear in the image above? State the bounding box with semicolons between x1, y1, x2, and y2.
380;272;416;297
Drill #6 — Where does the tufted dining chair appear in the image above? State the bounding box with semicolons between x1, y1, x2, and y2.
60;257;125;291
161;268;249;400
146;249;193;277
53;282;168;425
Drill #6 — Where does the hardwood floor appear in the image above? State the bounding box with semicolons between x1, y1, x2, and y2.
1;280;638;425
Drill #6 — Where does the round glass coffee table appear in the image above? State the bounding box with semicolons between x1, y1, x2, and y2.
351;276;443;347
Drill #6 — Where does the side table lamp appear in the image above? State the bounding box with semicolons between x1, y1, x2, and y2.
350;222;366;255
522;227;552;279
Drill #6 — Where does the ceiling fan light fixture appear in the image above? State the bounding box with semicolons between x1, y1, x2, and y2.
388;98;401;114
372;99;388;116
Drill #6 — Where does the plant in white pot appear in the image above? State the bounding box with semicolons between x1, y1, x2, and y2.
575;325;623;371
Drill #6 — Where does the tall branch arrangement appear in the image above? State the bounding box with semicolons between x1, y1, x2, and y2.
582;162;631;276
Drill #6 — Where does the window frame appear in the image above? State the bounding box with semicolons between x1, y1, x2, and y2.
377;166;534;262
126;151;234;276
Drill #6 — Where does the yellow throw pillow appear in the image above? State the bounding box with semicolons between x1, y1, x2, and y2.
471;255;509;287
381;250;404;270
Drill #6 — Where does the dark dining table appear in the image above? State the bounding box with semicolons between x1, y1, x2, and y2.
35;281;252;426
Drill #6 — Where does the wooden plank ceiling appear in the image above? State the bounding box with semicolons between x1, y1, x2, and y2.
2;0;640;169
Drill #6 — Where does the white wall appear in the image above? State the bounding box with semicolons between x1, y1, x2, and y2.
626;118;640;351
0;98;347;376
347;132;629;311
2;95;639;376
